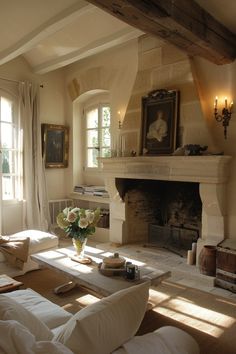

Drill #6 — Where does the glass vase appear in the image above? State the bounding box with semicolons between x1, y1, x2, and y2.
72;237;87;259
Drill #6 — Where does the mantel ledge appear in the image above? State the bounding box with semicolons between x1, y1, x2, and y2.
99;155;232;184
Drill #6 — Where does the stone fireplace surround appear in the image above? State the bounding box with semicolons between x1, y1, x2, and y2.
100;155;231;262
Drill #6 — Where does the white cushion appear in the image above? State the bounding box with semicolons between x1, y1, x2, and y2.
113;326;199;354
4;288;72;330
0;320;73;354
9;230;58;254
0;294;53;340
54;281;150;354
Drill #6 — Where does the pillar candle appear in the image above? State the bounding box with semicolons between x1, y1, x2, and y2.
192;242;197;254
187;250;194;265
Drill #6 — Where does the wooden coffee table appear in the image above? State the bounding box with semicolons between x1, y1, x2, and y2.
31;245;171;297
0;274;23;293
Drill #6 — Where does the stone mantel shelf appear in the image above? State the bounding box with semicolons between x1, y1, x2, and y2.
99;155;232;184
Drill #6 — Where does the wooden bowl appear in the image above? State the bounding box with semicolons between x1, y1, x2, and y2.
103;253;125;268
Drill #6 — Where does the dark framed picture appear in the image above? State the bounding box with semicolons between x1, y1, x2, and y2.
140;89;179;155
41;124;69;168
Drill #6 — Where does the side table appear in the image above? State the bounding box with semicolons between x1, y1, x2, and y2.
0;274;23;293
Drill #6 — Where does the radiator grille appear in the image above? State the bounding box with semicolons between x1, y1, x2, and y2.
49;199;73;226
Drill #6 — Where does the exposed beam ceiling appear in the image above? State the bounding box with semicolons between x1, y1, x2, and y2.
85;0;236;64
0;0;143;74
0;1;92;66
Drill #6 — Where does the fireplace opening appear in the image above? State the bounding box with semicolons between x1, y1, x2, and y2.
116;178;202;256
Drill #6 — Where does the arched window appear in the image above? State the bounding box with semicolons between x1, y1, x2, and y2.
0;90;21;200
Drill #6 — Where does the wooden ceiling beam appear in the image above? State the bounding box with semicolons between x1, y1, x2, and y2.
86;0;236;64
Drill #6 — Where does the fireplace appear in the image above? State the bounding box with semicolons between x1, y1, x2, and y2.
100;155;231;262
116;178;202;255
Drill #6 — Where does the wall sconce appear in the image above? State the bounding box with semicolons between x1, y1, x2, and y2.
214;96;233;139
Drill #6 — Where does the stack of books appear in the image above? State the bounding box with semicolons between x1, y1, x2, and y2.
73;185;109;198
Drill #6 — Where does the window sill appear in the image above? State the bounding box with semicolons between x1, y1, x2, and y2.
2;199;23;206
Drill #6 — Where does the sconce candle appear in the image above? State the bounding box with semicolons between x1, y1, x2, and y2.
214;95;233;139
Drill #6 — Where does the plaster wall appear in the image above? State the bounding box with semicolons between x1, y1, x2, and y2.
192;58;236;240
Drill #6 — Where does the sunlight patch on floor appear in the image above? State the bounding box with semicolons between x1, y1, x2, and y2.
169;298;236;328
60;294;99;312
151;294;236;338
149;288;171;305
153;305;224;337
75;293;100;307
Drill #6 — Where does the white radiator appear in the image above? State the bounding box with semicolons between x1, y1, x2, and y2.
49;199;73;226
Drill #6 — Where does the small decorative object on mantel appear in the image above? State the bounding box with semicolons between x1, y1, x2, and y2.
184;144;208;156
57;206;101;264
173;145;208;156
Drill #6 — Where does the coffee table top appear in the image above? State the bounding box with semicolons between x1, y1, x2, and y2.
31;245;171;297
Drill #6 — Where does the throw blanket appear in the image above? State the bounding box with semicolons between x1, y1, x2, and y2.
0;236;30;269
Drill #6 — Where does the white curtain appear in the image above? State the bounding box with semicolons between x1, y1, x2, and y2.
19;82;50;231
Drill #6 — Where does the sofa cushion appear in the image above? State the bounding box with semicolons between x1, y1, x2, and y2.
0;320;73;354
112;326;199;354
54;281;150;354
8;229;58;254
0;294;53;340
4;288;72;330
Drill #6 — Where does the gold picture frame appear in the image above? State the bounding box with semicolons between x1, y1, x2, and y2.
41;124;69;168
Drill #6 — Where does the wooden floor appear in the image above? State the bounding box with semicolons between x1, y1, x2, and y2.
15;268;236;354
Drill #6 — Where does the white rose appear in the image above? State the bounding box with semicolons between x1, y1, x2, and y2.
79;218;89;229
86;211;95;224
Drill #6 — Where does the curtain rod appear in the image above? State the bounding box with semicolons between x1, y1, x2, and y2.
0;76;43;88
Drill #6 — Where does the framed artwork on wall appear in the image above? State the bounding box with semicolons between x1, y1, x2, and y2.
41;124;69;168
140;89;179;155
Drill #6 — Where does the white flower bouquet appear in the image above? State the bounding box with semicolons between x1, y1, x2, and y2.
57;207;101;241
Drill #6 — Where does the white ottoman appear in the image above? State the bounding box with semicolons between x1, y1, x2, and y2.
0;230;58;277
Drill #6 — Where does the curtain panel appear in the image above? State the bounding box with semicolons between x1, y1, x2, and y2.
19;82;50;231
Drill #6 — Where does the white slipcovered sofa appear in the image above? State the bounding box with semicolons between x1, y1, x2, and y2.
0;230;58;277
0;281;200;354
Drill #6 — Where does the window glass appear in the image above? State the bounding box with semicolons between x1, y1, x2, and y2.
87;108;98;128
2;175;14;200
101;128;110;147
1;122;13;148
87;130;98;147
0;93;20;201
85;103;111;168
87;148;98;168
1;97;12;123
102;106;110;127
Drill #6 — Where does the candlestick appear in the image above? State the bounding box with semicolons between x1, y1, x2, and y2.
225;97;227;108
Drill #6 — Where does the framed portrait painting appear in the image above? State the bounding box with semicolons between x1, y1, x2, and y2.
140;89;179;155
41;124;69;168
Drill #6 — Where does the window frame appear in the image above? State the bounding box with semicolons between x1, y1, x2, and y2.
0;90;21;203
84;102;111;170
